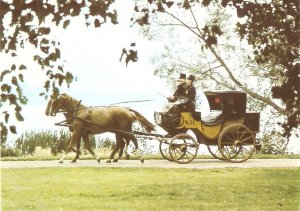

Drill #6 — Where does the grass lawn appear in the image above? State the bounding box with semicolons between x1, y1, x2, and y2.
1;168;299;210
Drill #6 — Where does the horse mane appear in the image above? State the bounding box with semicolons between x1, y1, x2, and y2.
59;93;85;110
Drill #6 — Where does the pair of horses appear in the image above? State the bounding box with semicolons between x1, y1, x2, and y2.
45;93;155;163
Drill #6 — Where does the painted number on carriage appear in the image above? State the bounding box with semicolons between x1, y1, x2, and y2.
181;118;195;126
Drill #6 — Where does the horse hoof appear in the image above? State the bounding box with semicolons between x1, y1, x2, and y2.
140;158;144;164
97;158;101;163
112;159;118;163
58;160;64;164
125;154;130;160
106;160;111;164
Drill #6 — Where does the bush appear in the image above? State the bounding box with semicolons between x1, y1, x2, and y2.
1;146;20;157
259;133;289;155
9;129;155;157
15;129;71;156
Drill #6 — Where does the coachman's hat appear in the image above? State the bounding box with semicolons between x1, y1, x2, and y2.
187;75;195;82
177;73;186;81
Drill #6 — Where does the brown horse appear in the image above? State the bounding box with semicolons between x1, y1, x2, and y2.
45;93;155;163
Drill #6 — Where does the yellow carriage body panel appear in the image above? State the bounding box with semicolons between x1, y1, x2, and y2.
176;112;222;140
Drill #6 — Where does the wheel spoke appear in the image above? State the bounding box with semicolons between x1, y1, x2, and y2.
224;134;235;143
221;141;235;145
239;135;253;144
237;128;247;140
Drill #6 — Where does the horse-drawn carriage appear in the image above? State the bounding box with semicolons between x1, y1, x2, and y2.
46;90;260;164
154;90;261;163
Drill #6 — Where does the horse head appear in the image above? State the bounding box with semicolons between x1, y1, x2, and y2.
45;93;72;116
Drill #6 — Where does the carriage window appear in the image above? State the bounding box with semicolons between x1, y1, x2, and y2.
206;95;222;111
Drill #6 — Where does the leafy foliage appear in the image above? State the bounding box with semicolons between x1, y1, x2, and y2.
119;43;139;67
226;0;300;137
0;0;118;143
1;146;20;157
14;130;70;156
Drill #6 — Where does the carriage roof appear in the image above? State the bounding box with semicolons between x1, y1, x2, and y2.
204;90;246;96
203;90;247;113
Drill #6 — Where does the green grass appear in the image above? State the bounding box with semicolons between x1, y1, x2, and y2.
1;168;299;210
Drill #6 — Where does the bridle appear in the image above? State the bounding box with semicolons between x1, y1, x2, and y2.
51;97;83;127
49;96;82;117
48;98;60;117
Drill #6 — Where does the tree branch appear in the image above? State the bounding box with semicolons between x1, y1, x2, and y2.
206;44;289;116
164;6;290;118
164;11;202;39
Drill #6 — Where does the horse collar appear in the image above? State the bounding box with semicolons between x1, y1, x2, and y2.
73;100;82;117
86;107;93;124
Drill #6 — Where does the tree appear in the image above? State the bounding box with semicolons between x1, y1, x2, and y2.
134;1;294;152
228;0;300;137
132;0;299;138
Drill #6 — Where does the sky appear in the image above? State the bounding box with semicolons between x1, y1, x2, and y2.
0;1;180;144
1;1;299;153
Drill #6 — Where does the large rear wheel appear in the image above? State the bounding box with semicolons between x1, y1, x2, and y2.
169;133;198;164
218;124;255;163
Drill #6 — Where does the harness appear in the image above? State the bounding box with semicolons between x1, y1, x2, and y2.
86;107;93;124
55;100;82;127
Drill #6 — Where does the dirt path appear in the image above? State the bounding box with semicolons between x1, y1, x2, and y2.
1;159;300;169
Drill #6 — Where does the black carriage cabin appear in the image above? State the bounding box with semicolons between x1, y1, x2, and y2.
204;90;259;132
204;90;246;115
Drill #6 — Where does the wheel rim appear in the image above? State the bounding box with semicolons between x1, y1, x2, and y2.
218;124;255;163
159;138;173;162
207;145;225;160
169;133;198;164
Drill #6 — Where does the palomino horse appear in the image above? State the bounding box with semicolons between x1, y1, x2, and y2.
45;93;155;163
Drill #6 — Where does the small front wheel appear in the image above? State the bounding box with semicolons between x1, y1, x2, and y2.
159;137;173;162
169;133;198;164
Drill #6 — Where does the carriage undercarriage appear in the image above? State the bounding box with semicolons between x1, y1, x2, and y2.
158;124;260;164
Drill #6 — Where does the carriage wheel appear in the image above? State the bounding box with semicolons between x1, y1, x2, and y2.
207;145;242;160
218;124;255;163
159;137;173;162
207;145;225;160
169;133;198;164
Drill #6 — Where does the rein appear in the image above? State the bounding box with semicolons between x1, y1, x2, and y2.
109;99;154;106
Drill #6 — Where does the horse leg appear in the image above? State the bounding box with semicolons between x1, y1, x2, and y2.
82;132;101;163
114;138;125;162
123;137;130;160
128;134;144;163
59;128;81;163
107;134;122;163
65;136;78;154
71;136;81;163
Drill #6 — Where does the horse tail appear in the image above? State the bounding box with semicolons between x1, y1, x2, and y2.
128;108;155;132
